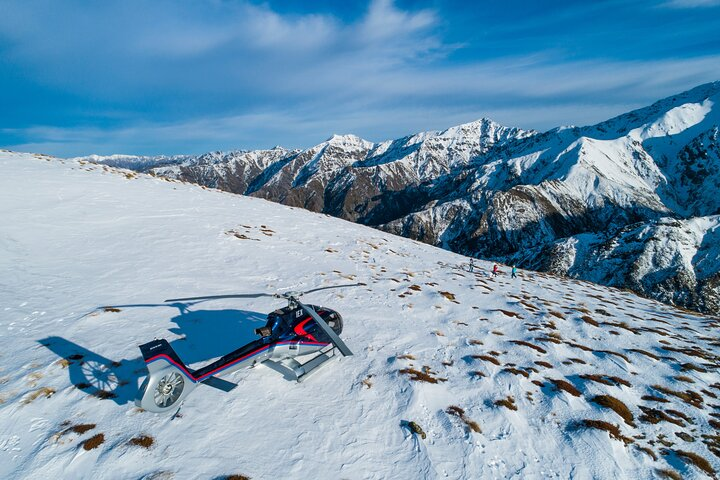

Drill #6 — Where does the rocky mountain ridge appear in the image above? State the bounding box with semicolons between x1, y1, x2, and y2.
78;82;720;314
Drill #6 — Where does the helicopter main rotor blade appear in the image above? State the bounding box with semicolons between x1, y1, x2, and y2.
302;283;366;295
296;299;353;357
164;293;273;302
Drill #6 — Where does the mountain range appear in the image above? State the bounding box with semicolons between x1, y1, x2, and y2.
79;81;720;314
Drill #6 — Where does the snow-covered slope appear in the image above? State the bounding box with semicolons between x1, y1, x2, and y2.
1;151;719;479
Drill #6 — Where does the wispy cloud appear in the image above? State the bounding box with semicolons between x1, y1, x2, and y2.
661;0;720;8
0;0;719;156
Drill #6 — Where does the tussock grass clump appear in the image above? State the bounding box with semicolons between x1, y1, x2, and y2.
641;394;670;403
580;374;631;388
672;449;716;476
223;475;251;480
494;309;522;318
470;371;486;378
536;336;562;345
673;375;695;383
534;361;553;369
495;396;517;411
510;340;547;354
396;354;415;360
680;362;707;373
665;409;692;423
102;307;121;313
548;311;565;319
22;387;56;404
468;339;484;345
655;468;682;480
627;349;660;360
446;406;481;433
565;341;593;352
636;445;657;460
638;406;684;426
399;368;447;384
662;345;717;362
581;315;599;326
69;424;96;435
548;378;581;397
580;419;634;445
93;390;117;400
82;433;105;450
595;349;631;363
651;385;704;408
438;291;458;303
129;435;154;448
590;395;635;426
503;367;529;378
472;355;500;366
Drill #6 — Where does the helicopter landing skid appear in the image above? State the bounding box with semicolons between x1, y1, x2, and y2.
263;344;340;382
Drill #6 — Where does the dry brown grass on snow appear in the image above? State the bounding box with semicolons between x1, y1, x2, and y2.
446;406;481;433
581;419;634;445
396;354;415;360
680;362;708;373
69;424;96;435
503;367;530;378
22;387;55;404
510;340;547;354
534;361;553;369
495;396;518;411
399;368;447;384
590;395;635;426
581;315;599;326
472;355;500;366
651;385;704;408
129;435;154;448
641;394;670;403
672;449;716;476
636;446;657;460
638;406;685;427
579;374;631;388
82;433;105;451
627;348;660;360
495;309;522;318
655;468;682;480
548;378;581;397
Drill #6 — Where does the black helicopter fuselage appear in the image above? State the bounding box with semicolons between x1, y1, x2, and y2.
138;305;342;386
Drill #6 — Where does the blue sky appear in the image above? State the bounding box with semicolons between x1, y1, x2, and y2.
1;0;719;157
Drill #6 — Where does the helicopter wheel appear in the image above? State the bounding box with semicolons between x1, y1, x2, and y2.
153;371;185;409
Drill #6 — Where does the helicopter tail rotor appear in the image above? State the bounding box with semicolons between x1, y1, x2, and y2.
135;339;198;413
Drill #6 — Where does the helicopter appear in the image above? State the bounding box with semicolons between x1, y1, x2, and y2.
135;284;361;414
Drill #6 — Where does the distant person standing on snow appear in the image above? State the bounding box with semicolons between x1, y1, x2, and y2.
469;258;474;273
511;265;517;279
492;263;499;277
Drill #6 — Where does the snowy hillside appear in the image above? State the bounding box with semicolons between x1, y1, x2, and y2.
1;151;719;479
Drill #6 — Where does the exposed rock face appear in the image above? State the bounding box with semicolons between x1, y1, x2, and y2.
80;82;720;314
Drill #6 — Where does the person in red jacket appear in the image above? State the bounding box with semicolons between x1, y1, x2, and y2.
492;263;499;277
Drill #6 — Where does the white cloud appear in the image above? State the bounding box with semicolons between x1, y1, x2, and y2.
662;0;720;7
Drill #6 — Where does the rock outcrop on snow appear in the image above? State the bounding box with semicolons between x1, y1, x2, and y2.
79;82;720;314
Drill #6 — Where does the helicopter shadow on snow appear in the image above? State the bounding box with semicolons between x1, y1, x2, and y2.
38;302;268;407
